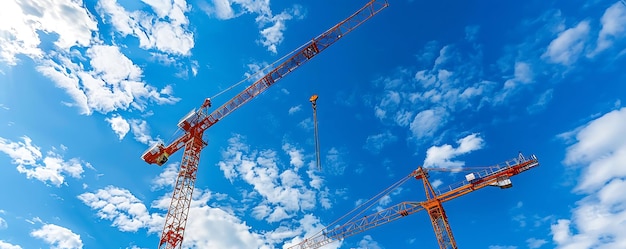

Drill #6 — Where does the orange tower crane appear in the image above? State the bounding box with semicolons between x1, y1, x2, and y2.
288;153;540;249
140;1;389;248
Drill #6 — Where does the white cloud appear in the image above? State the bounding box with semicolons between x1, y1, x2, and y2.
527;89;554;114
97;0;194;55
488;246;517;249
130;119;159;145
151;163;179;190
0;217;6;229
0;136;86;187
423;133;484;169
78;186;163;233
592;3;626;55
282;143;305;169
0;241;22;249
204;0;236;19
258;12;291;53
31;224;83;249
325;147;348;175
17;153;85;187
563;107;626;191
543;20;590;65
282;214;342;249
0;136;42;165
552;107;626;248
364;130;397;154
0;0;97;65
182;202;269;248
409;107;448;140
218;135;325;223
202;0;304;53
105;114;130;140
526;238;547;249
288;105;302;115
354;235;382;249
37;45;180;115
431;179;443;189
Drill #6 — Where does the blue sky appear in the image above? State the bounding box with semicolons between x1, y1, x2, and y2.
1;0;626;248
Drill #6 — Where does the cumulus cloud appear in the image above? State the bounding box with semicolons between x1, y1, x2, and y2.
31;224;83;249
552;107;626;248
562;107;626;191
105;114;130;140
151;163;179;190
0;0;97;65
78;186;163;233
0;136;41;165
371;41;497;144
218;135;325;223
543;20;590;65
182;202;269;248
37;45;180;115
423;133;484;169
0;217;6;230
0;241;22;249
97;0;194;55
0;136;87;187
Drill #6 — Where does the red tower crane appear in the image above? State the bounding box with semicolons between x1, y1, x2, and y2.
287;153;540;249
140;1;389;248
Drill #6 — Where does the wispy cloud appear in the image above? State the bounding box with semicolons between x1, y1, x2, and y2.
31;224;83;249
288;105;302;115
201;0;304;53
591;2;626;56
543;20;590;65
364;130;397;154
0;217;6;230
488;246;517;249
526;238;547;249
129;119;160;145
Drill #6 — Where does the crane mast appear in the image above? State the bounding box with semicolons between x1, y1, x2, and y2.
288;153;539;249
141;1;389;248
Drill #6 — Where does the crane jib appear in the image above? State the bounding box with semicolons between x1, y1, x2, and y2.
148;0;390;248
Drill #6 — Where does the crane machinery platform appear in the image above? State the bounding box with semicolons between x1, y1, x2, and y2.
287;153;540;249
140;1;389;248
